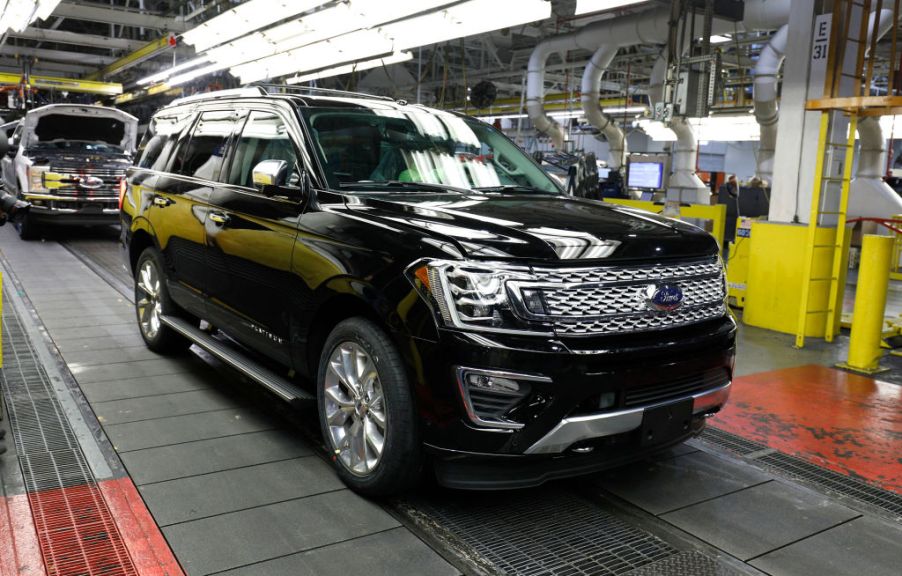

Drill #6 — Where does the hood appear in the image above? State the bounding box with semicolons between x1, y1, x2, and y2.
343;193;718;262
22;104;138;153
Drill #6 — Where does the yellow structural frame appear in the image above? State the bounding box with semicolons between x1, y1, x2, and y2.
600;198;727;247
86;35;175;81
0;73;122;95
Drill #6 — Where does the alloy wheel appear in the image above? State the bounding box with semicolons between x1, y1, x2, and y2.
323;341;387;476
136;260;163;339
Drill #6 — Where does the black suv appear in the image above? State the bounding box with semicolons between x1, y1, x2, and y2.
121;86;734;495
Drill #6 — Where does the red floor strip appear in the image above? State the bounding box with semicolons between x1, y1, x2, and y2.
711;364;902;493
99;479;183;576
0;493;47;576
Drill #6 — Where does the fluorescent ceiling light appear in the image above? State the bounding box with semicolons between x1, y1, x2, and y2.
167;62;229;87
602;106;648;114
181;0;327;52
574;0;648;16
709;34;732;44
0;0;61;34
382;0;552;51
233;29;394;83
286;52;413;84
137;56;210;85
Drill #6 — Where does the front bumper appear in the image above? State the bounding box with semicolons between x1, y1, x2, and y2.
408;316;736;486
27;203;119;226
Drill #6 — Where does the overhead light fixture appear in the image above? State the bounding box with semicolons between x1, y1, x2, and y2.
286;52;413;84
574;0;649;16
709;34;732;44
382;0;551;51
137;56;210;85
602;106;648;115
167;62;229;87
180;0;328;52
0;0;61;34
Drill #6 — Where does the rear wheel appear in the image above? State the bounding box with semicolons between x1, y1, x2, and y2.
134;247;193;354
317;317;421;496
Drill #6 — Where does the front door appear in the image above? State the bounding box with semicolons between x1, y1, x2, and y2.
205;109;304;365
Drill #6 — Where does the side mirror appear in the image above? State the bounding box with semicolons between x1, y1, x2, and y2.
251;159;309;202
252;159;289;189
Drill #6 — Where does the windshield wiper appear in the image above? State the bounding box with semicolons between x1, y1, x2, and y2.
339;180;469;194
473;185;555;194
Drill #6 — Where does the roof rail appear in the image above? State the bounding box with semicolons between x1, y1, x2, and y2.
170;86;268;106
250;83;395;102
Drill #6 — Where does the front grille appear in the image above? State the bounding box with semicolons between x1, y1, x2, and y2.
520;258;726;336
46;166;125;198
624;368;729;407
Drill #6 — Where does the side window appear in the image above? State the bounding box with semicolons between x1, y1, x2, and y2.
172;110;236;181
137;115;187;170
11;124;23;148
226;110;299;189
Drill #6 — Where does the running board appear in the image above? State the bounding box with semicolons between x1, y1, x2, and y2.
160;315;314;403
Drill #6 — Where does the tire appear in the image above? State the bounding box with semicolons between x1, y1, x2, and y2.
317;317;421;496
134;247;194;354
15;212;39;240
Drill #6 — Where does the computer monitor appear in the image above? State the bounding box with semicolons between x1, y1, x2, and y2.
627;161;664;190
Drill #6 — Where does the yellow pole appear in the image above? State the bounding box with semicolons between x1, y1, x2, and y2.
838;234;893;373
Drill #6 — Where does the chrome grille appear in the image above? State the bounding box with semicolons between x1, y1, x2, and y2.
515;258;726;336
46;166;125;198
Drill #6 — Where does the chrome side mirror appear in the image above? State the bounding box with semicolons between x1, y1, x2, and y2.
252;159;289;189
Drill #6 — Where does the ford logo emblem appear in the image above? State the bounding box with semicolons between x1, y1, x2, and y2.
77;176;104;190
645;283;684;312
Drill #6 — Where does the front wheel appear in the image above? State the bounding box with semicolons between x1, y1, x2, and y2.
134;247;193;354
317;317;421;496
15;212;39;240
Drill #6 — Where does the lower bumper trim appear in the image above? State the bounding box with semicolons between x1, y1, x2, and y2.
524;382;731;455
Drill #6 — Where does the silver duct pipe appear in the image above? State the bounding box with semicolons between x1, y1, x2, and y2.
850;118;902;219
753;24;788;184
527;9;672;149
580;44;627;169
668;117;709;203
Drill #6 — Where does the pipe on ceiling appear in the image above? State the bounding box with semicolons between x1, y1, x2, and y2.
579;44;627;169
850;117;902;220
752;23;788;186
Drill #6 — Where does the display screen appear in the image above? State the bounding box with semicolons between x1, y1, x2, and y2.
627;162;664;189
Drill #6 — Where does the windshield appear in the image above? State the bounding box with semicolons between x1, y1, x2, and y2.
29;140;126;154
301;106;561;194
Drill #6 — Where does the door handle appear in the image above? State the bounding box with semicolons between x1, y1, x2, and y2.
209;211;230;226
153;195;173;207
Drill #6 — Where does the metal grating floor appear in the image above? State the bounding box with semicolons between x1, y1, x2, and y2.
399;489;678;576
622;551;744;576
1;294;138;576
697;427;902;518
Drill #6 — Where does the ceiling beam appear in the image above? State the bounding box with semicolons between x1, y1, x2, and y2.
0;58;94;75
6;28;144;51
52;1;189;33
0;46;115;66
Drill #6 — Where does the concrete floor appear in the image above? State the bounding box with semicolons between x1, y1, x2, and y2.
1;224;900;576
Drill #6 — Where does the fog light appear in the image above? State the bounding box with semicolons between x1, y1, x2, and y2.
598;392;616;409
465;373;521;394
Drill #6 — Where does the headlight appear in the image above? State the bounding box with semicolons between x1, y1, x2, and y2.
409;259;553;335
27;165;49;193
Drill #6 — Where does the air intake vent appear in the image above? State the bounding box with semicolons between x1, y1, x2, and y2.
624;368;729;407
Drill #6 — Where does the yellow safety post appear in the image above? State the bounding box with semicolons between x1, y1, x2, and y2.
891;214;902;281
838;235;894;374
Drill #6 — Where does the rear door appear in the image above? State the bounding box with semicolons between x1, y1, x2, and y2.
205;106;304;365
151;109;241;318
